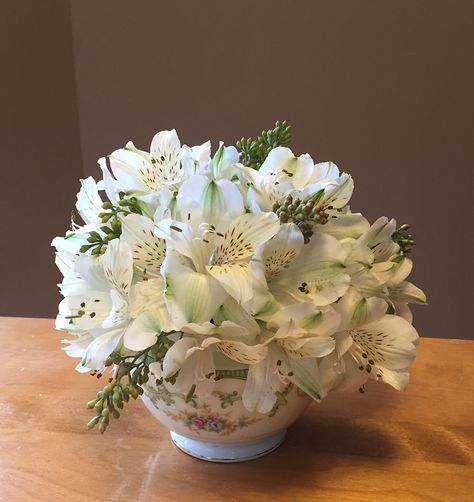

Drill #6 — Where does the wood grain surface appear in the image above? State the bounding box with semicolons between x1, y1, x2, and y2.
0;317;472;502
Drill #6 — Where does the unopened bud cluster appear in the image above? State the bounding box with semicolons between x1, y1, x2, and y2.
392;223;415;254
273;195;329;244
86;351;151;433
79;197;143;255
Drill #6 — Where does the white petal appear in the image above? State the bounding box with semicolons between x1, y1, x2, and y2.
322;213;370;240
285;356;323;401
211;143;239;179
387;256;413;285
148;361;163;379
242;345;283;413
280;336;335;358
350;315;419;371
162;337;197;378
207;262;255;304
76;177;103;225
335;289;388;330
101;239;133;296
102;289;129;329
284;232;347;280
313;161;341;185
210;212;280;264
98;157;120;204
393;302;413;323
389;281;427;304
149;129;182;184
213;339;268;364
213;297;261;338
270;233;347;302
262;223;304;278
377;367;410;390
358;217;397;248
121;213;166;277
108;147;154;193
178;176;244;227
259;147;316;190
320;173;354;208
268;303;340;337
80;328;123;372
164;271;224;324
319;352;369;393
123;315;158;351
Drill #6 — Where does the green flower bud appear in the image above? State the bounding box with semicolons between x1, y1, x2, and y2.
87;415;101;429
103;383;114;394
94;399;104;413
99;416;109;434
87;398;98;409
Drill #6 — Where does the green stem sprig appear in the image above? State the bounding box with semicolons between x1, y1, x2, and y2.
273;191;330;244
236;120;292;170
79;195;143;255
86;332;177;433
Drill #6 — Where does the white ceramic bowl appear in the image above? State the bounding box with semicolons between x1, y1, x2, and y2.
141;370;311;462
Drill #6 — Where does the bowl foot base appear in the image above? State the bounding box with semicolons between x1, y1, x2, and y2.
170;429;287;463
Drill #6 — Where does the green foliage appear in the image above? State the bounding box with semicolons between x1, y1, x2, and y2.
236;120;292;170
392;223;415;254
77;195;143;255
86;332;176;433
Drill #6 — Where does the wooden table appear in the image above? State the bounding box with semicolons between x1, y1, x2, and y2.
0;317;473;501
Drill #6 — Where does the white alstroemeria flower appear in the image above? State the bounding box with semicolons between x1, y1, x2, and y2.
120;213;167;278
238;147;354;214
52;226;95;276
320;290;419;393
180;140;211;177
75;177;104;225
340;217;403;297
102;129;183;196
177;175;244;227
161;321;268;395
176;144;243;227
59;239;169;370
258;147;318;190
321;211;370;241
357;216;400;262
238;147;314;211
384;256;427;322
57;240;133;371
242;303;340;413
260;224;350;308
157;212;280;316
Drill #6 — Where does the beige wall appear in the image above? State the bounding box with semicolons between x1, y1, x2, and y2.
1;1;83;317
69;0;473;339
2;1;473;340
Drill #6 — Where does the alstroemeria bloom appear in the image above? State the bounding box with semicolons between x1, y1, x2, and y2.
259;224;350;309
320;290;419;393
242;303;340;413
156;211;281;323
161;309;266;395
56;240;171;371
238;147;354;213
101;129;183;197
52;127;426;424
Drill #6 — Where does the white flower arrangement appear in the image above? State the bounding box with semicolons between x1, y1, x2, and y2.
52;121;426;433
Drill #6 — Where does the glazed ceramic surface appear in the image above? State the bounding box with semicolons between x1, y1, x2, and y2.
141;369;311;461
